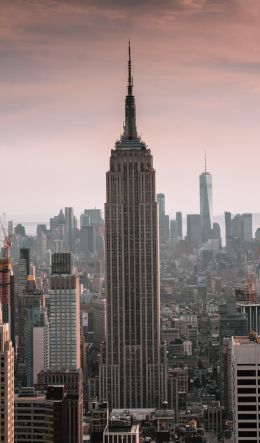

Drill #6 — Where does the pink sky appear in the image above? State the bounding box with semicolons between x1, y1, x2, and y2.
1;0;260;220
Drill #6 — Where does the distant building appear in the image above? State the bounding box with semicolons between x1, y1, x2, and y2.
18;248;30;296
64;207;75;252
187;214;201;248
157;193;170;244
176;212;183;239
200;163;212;243
242;213;253;241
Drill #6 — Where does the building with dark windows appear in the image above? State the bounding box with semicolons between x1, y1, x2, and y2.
99;43;167;409
231;334;260;442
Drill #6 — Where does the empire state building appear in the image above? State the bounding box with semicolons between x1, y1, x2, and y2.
100;44;167;409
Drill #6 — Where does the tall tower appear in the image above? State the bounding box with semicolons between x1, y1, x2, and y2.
0;306;14;443
199;155;212;243
100;43;167;409
48;252;81;370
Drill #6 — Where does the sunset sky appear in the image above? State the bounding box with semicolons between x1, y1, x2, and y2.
1;0;260;221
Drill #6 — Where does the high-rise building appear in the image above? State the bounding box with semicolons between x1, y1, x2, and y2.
242;213;253;241
81;209;103;227
0;250;12;326
231;334;260;442
176;211;183;239
18;248;30;296
14;386;68;443
17;275;48;386
0;308;14;443
199;160;212;243
48;252;80;370
157;193;169;244
37;369;83;443
187;214;201;248
64;207;75;252
100;44;167;409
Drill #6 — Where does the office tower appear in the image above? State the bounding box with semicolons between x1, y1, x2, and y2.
50;208;65;231
186;214;201;248
8;221;14;236
199;160;212;243
242;213;253;241
170;220;177;244
18;248;30;296
50;209;65;252
81;209;103;227
64;207;75;252
36;224;47;265
157;193;165;218
37;368;83;443
237;303;260;334
48;252;80;370
219;298;248;417
231;334;260;442
157;193;169;244
197;275;207;314
231;214;243;239
176;211;182;239
0;250;12;326
100;44;167;409
17;275;48;386
51;251;71;275
81;297;106;347
14;386;68;443
225;211;231;245
79;225;97;255
0;308;14;443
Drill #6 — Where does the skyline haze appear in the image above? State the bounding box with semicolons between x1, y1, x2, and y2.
1;0;260;217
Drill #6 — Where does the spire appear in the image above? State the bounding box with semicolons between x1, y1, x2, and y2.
123;41;137;140
205;151;207;174
128;40;133;96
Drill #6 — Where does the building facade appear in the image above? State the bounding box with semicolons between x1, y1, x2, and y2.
199;165;212;243
231;334;260;442
48;253;80;370
0;313;14;443
100;44;167;409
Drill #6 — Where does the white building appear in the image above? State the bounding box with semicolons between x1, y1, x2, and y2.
231;334;260;442
48;253;80;370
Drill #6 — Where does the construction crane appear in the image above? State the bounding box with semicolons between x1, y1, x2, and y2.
0;222;11;258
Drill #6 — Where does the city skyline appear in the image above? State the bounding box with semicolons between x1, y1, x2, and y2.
1;1;260;216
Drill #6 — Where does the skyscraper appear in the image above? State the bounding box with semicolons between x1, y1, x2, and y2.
48;252;80;370
231;334;260;442
100;44;167;409
199;157;212;243
176;211;183;239
0;307;14;443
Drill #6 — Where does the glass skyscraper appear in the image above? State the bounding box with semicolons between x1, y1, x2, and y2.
200;162;212;243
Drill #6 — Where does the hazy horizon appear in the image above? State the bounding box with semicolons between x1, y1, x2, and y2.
1;0;260;216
